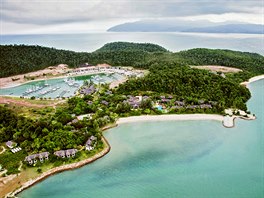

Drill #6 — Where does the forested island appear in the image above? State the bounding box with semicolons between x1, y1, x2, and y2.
0;42;263;197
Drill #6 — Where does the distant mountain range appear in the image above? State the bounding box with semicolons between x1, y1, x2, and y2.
108;20;264;34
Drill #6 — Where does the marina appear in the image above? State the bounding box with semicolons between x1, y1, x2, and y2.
0;73;126;99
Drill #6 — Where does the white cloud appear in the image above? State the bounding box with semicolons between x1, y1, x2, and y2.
181;13;263;25
0;0;263;34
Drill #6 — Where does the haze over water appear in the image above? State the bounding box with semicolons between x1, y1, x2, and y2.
19;79;264;197
1;32;263;55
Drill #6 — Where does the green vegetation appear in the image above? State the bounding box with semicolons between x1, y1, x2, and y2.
117;66;250;111
0;151;26;174
0;41;262;175
176;48;264;75
1;42;264;79
95;42;168;53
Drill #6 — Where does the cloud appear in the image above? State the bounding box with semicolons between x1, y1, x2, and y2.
0;0;262;34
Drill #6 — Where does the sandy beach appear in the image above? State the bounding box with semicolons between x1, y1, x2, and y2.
240;74;264;86
117;114;224;125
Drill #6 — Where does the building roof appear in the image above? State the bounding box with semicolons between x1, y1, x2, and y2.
6;141;16;148
86;136;97;146
54;150;65;157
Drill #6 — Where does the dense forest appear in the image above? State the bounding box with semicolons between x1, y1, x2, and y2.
117;66;251;111
1;42;264;78
95;42;168;53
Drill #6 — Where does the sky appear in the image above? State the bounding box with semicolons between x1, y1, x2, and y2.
0;0;263;34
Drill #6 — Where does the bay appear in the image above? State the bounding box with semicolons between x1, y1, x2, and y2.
19;79;264;198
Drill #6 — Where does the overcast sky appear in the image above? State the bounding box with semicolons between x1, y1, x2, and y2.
1;0;263;34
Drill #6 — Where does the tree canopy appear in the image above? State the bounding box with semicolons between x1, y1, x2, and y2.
1;42;263;78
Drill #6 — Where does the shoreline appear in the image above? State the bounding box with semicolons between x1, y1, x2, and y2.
4;113;254;197
117;114;224;124
240;74;264;87
5;137;111;198
3;74;263;197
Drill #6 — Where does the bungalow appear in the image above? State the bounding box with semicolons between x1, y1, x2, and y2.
24;152;50;165
25;154;38;165
85;136;97;151
6;141;16;149
38;152;50;162
54;150;66;158
65;149;78;158
54;149;78;158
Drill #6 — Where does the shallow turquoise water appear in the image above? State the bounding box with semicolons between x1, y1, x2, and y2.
0;73;123;98
19;79;264;198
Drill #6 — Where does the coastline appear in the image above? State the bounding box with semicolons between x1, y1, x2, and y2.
240;74;264;87
3;74;263;197
5;137;111;198
117;114;224;124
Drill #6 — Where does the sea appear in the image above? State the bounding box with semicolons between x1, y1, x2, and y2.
1;32;263;54
1;32;263;197
18;76;264;198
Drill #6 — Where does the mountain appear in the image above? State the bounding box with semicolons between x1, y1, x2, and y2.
108;20;263;34
184;24;263;34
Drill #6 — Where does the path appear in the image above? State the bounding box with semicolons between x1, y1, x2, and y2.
0;146;6;154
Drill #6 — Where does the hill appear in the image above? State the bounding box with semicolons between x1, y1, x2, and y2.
95;42;168;53
1;42;264;79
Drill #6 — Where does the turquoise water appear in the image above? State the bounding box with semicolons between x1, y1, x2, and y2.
19;79;264;197
0;73;123;98
1;33;263;55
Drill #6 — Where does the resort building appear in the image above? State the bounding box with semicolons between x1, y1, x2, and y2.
54;149;78;158
24;152;50;165
85;136;97;151
6;141;16;149
123;95;150;109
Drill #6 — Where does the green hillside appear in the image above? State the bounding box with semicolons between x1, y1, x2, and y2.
95;42;168;53
1;42;264;78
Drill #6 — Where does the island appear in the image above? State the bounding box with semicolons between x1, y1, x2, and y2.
0;42;264;198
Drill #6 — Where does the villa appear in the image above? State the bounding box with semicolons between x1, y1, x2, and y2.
6;141;16;149
24;152;50;165
85;136;97;151
54;149;78;158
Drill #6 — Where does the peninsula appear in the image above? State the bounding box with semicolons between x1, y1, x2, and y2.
0;42;264;198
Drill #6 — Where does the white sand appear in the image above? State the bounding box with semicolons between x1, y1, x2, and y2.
240;74;264;86
117;114;224;125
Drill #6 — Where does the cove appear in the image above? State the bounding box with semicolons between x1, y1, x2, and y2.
19;79;264;198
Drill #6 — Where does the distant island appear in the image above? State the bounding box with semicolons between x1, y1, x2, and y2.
107;20;264;34
0;42;264;197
